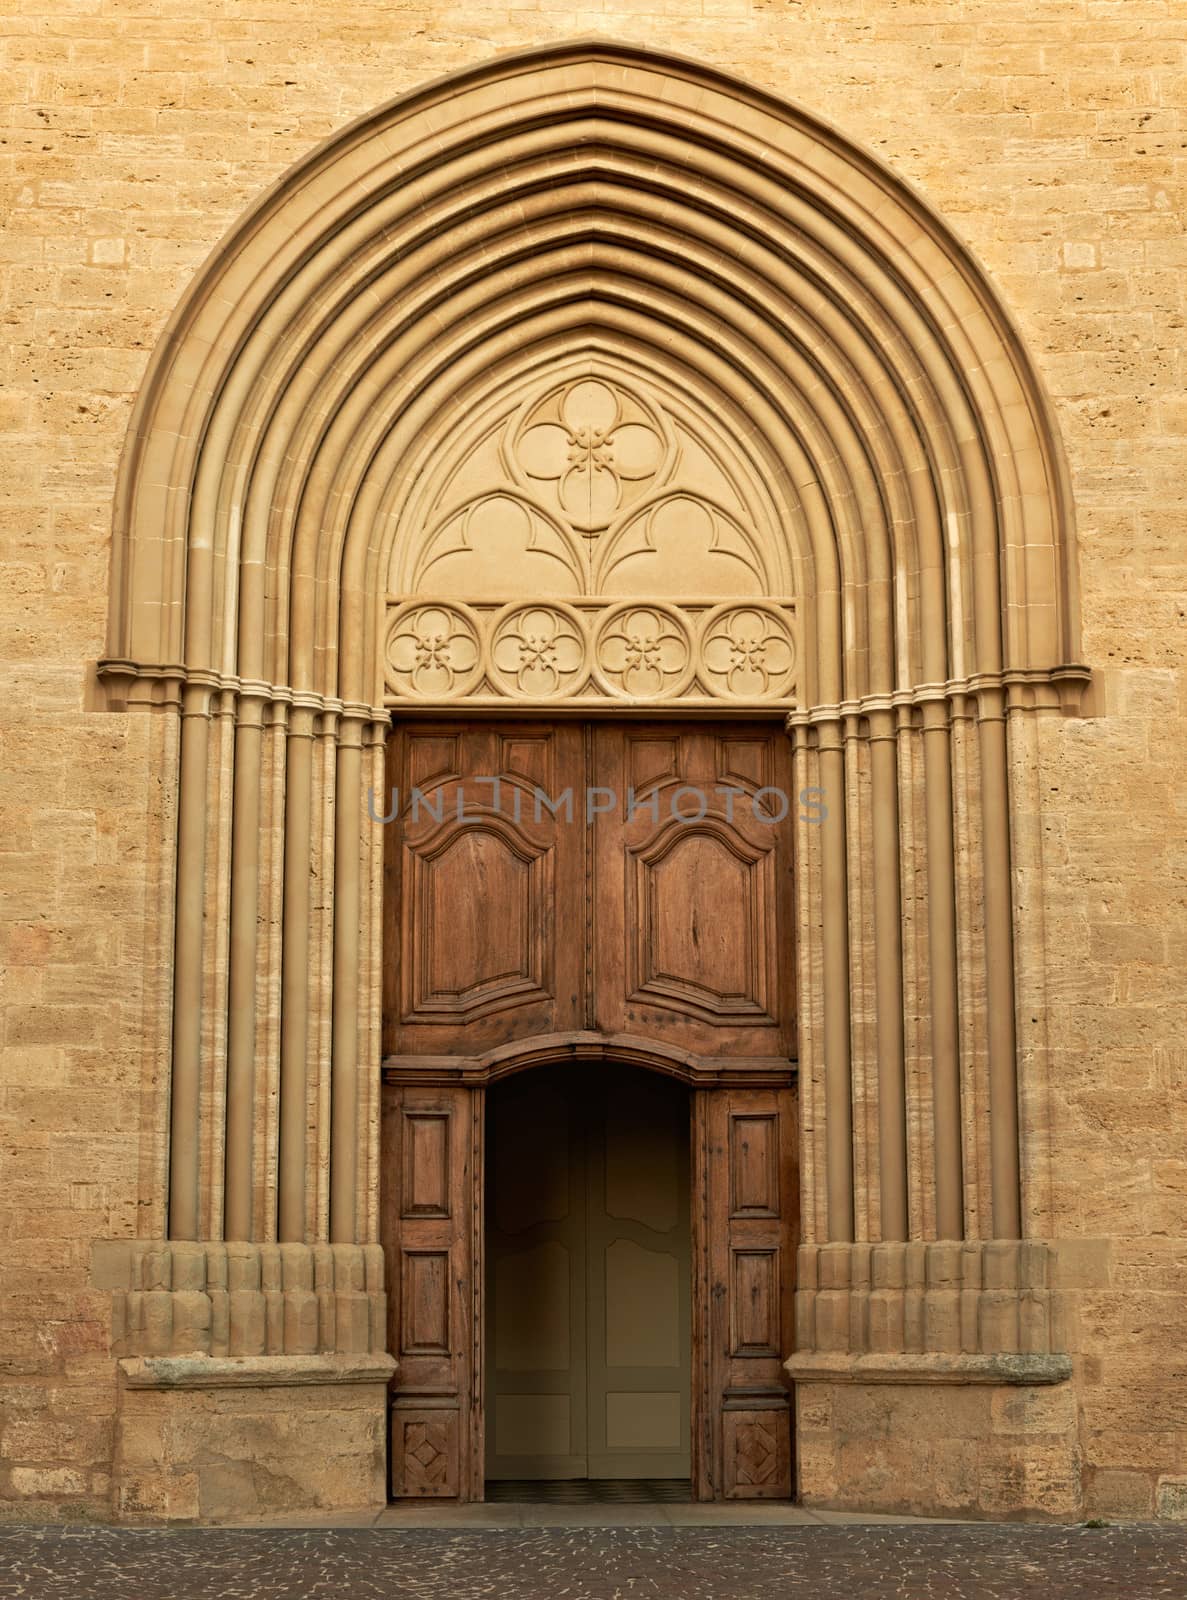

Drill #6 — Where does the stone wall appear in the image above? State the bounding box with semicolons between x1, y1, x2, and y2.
111;1356;394;1522
795;1378;1083;1521
1;0;1184;1521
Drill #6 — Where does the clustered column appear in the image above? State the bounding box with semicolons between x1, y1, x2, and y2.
166;680;387;1251
789;672;1024;1253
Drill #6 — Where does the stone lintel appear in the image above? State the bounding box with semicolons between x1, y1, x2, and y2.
785;1351;1072;1386
118;1353;397;1391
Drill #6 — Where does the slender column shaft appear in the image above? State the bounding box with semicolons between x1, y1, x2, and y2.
278;704;315;1242
223;701;264;1241
329;719;363;1244
868;707;908;1241
168;685;211;1240
922;698;964;1240
979;691;1022;1237
818;727;854;1243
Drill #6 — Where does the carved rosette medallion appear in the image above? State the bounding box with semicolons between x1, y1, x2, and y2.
702;605;796;700
385;604;482;699
489;605;587;698
593;604;693;698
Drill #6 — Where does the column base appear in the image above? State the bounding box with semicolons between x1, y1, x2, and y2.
112;1353;396;1523
790;1357;1080;1520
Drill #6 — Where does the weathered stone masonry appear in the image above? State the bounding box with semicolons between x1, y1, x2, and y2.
1;7;1185;1526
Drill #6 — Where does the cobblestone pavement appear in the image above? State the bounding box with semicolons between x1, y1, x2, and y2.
3;1524;1187;1600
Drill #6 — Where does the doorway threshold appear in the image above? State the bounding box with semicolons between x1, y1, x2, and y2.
486;1479;692;1505
366;1500;965;1529
224;1500;971;1530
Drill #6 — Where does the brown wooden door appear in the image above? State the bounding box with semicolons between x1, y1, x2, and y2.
383;717;796;1502
591;724;795;1058
385;719;795;1064
693;1086;798;1500
385;722;584;1055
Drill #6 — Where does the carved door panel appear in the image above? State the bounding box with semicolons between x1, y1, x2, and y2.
382;1085;482;1500
693;1087;797;1500
592;724;795;1059
384;722;585;1055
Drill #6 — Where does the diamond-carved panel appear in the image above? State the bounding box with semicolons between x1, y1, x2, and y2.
723;1407;792;1499
391;1410;460;1499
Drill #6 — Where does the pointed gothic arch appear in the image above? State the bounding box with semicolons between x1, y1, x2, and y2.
101;45;1087;1499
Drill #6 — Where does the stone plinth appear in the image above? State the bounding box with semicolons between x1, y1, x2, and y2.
790;1364;1081;1521
111;1354;396;1523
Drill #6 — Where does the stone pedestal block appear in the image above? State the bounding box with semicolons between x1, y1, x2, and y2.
111;1354;396;1523
788;1360;1081;1521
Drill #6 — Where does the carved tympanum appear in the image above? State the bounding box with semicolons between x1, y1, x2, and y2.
385;362;797;708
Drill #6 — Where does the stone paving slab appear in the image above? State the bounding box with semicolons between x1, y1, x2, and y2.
367;1501;961;1528
1;1524;1186;1600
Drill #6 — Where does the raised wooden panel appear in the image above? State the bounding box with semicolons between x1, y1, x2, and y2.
729;1114;780;1218
716;735;772;795
406;821;550;1020
391;1407;460;1499
400;1249;451;1356
630;825;775;1023
401;1112;451;1219
694;1088;797;1502
423;833;529;1001
499;735;554;793
730;1248;781;1356
593;722;795;1058
628;735;680;795
407;731;461;791
385;722;584;1056
723;1404;792;1500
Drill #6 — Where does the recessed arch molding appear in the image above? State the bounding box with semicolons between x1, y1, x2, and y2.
98;43;1089;1441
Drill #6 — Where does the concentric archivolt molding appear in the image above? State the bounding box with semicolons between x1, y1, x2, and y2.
100;43;1089;1264
102;39;1084;713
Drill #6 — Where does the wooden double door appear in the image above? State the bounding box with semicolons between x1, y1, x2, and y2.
381;719;798;1501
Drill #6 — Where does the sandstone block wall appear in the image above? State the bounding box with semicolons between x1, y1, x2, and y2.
796;1380;1083;1521
1;0;1184;1521
111;1362;392;1522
